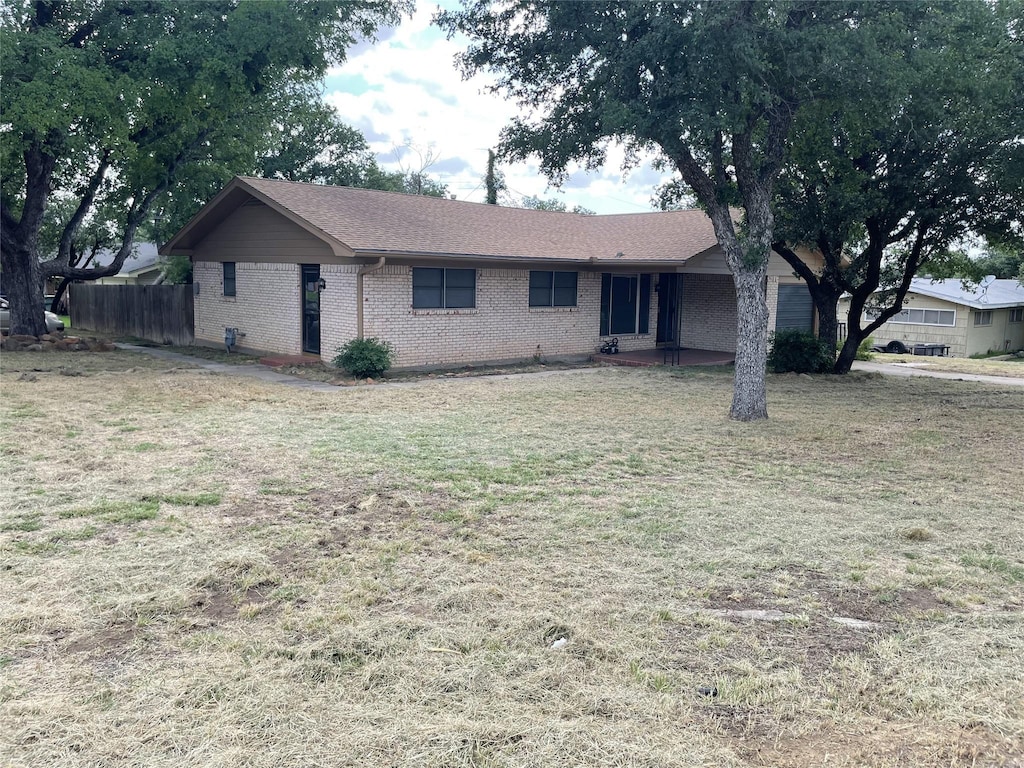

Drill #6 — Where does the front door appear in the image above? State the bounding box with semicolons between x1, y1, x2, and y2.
656;273;680;344
301;264;321;354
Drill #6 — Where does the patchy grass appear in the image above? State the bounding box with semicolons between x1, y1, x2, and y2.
272;356;601;385
160;344;262;365
1;358;1022;767
0;348;192;375
872;352;1024;379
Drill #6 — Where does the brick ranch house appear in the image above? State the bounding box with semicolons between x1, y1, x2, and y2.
161;176;823;368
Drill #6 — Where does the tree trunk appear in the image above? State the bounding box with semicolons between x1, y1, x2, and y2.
815;291;840;354
50;278;72;314
1;241;46;337
835;328;867;374
730;267;770;421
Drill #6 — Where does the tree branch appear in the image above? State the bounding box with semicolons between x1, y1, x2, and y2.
54;150;112;268
772;241;820;288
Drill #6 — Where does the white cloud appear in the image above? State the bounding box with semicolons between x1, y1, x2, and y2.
324;2;673;214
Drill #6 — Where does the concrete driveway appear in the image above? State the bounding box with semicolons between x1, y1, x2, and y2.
852;360;1024;387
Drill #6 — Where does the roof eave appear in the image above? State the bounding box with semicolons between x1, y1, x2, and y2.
352;249;692;268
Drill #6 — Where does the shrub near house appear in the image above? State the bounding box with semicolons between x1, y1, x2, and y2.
334;338;394;379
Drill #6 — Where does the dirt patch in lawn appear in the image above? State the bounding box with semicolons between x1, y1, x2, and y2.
66;624;139;656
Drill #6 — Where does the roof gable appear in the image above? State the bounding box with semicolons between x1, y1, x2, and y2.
162;176;720;265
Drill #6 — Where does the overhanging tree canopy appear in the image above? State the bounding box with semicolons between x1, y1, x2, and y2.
0;0;406;336
770;0;1024;373
438;0;854;421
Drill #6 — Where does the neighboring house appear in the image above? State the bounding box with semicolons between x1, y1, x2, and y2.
94;243;163;285
161;176;822;368
840;277;1024;357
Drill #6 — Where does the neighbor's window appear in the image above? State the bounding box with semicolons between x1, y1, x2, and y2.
412;267;476;309
529;271;578;307
599;273;651;335
865;307;955;326
974;310;993;327
223;262;236;297
1010;307;1023;323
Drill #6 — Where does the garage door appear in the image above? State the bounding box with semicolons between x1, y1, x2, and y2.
775;284;814;331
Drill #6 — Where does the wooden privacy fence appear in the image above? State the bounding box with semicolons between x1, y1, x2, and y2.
70;284;194;346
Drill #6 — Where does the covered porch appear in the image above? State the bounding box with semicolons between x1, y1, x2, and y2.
591;347;735;368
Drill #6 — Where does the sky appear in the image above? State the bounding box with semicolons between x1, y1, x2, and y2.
322;1;673;215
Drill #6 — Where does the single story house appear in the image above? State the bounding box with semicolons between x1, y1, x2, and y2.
94;243;163;285
840;277;1024;357
161;176;822;368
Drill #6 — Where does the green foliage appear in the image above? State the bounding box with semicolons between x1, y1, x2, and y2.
333;337;394;379
438;1;859;419
974;245;1024;281
159;254;193;285
770;2;1023;374
768;330;834;374
0;0;407;334
855;336;875;362
519;195;594;215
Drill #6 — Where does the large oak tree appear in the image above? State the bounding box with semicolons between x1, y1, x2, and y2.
439;0;861;421
770;0;1024;373
1;0;405;336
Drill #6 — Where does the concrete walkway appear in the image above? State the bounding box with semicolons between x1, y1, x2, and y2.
116;343;613;391
115;343;340;391
852;360;1024;387
120;343;1024;391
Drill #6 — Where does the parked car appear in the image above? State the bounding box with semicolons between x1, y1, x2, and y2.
0;297;65;334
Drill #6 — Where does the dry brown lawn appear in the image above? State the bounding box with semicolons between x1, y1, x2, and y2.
2;350;1023;767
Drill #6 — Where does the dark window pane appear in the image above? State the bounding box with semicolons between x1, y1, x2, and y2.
529;270;553;306
412;267;443;308
529;287;552;306
610;275;638;334
444;269;475;308
445;288;475;308
529;271;553;290
223;262;236;296
552;271;577;306
445;269;475;289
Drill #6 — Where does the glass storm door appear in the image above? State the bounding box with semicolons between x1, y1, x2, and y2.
301;264;321;354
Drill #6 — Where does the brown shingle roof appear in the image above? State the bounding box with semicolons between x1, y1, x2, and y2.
167;176;721;264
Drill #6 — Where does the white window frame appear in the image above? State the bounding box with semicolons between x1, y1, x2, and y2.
864;307;956;327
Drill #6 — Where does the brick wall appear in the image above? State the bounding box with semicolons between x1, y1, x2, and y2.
679;273;737;352
193;260;813;365
361;266;658;367
194;261;301;354
319;264;359;359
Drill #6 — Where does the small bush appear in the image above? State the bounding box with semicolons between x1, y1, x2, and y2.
855;336;875;361
333;337;394;378
768;329;833;374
